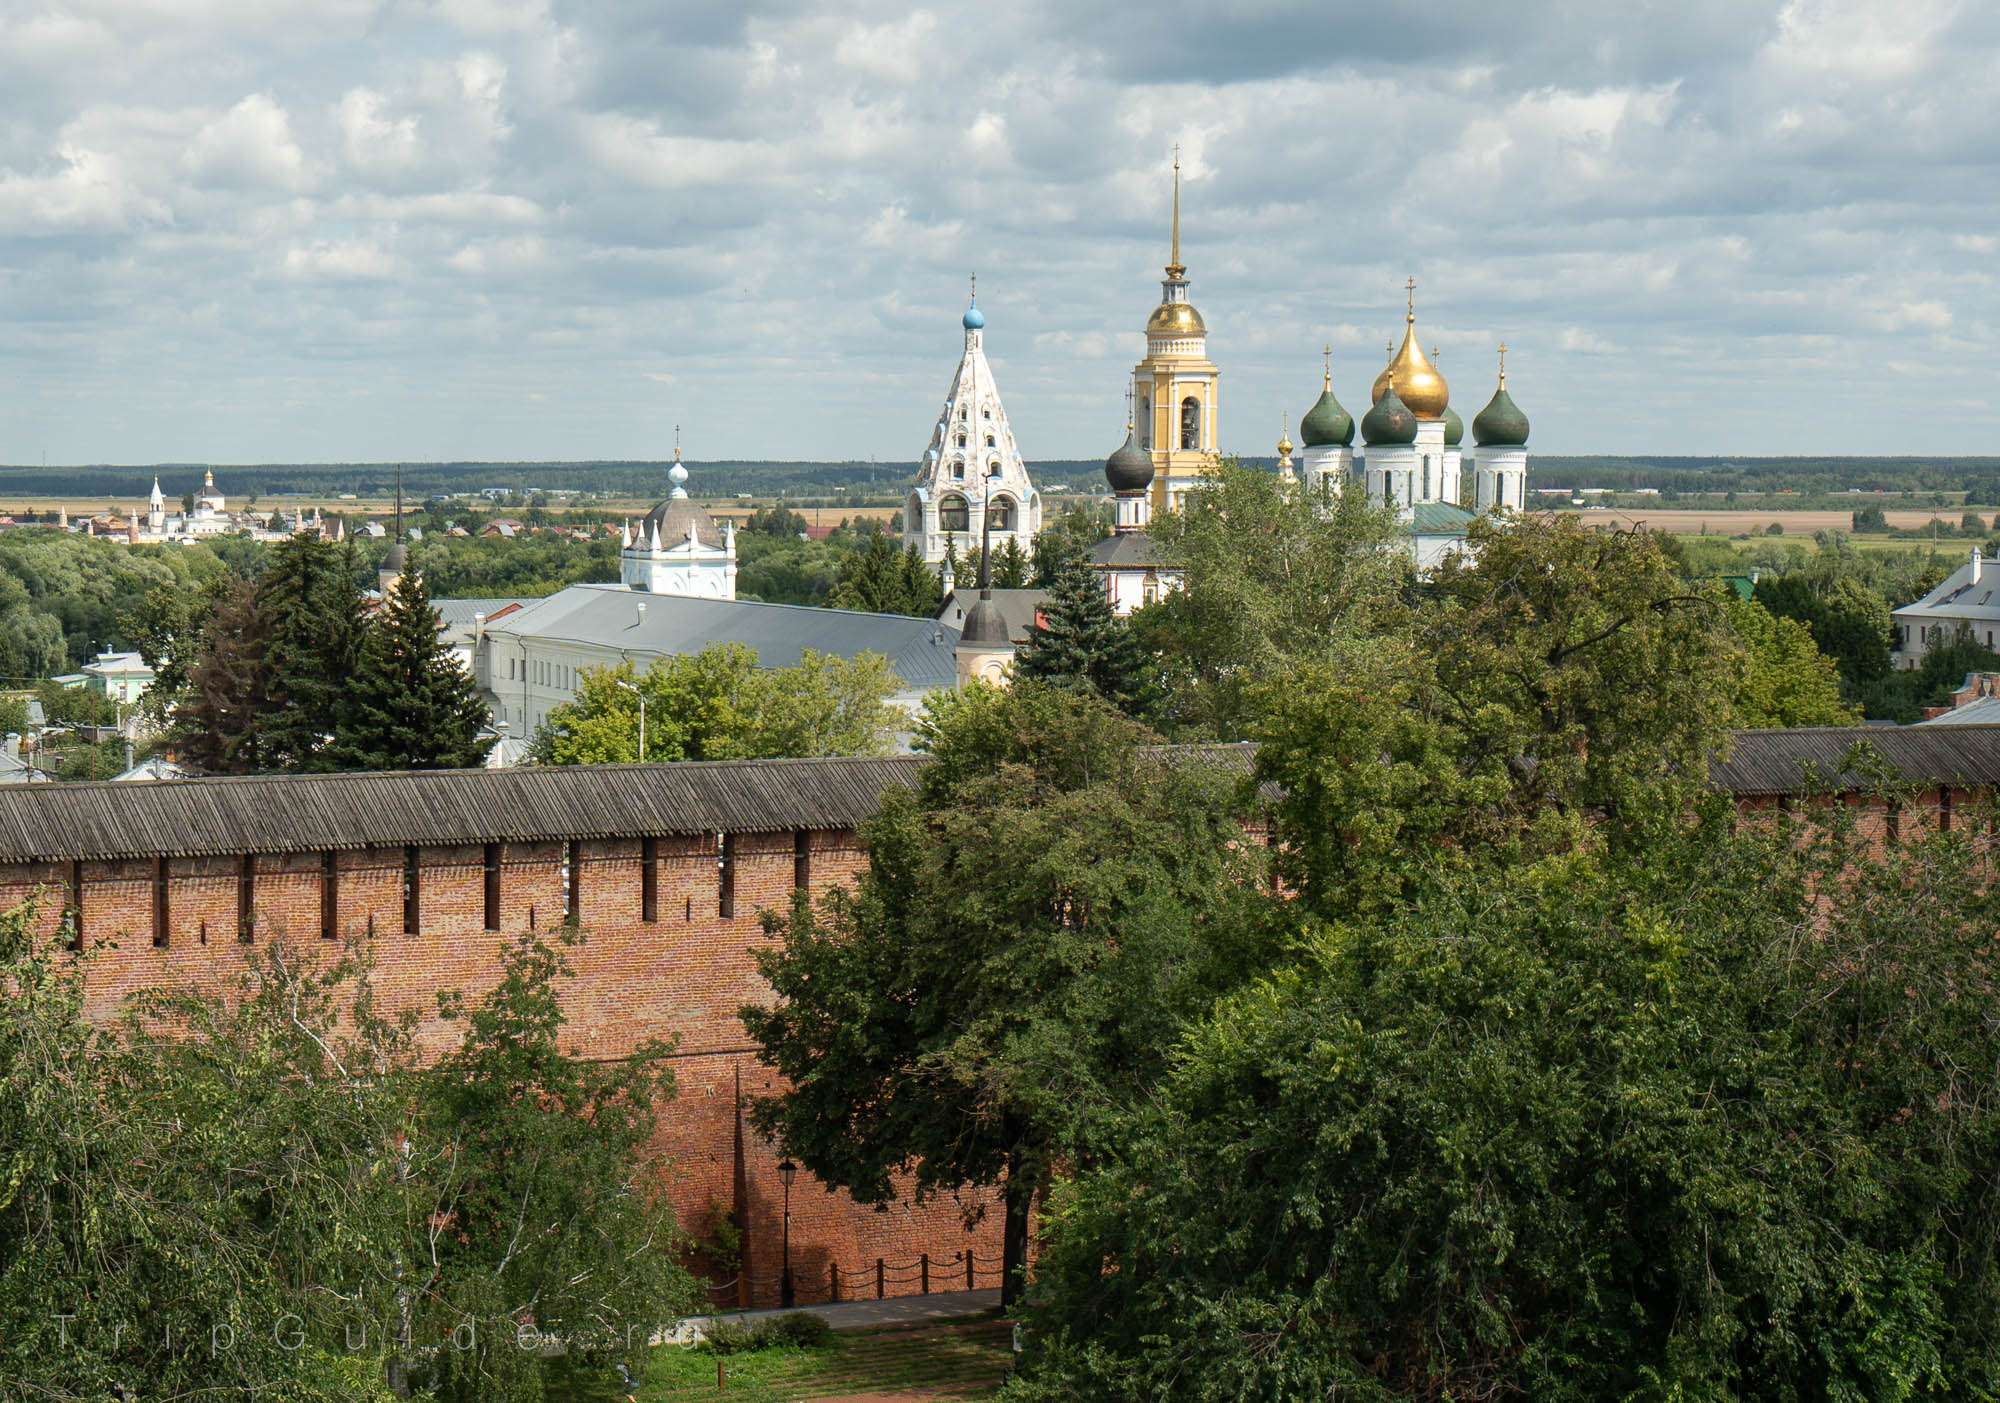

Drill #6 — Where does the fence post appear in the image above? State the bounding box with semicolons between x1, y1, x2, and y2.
921;1253;930;1295
830;1262;840;1303
876;1258;884;1299
966;1250;974;1290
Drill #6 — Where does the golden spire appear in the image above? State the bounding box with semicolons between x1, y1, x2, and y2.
1498;341;1508;388
1166;145;1184;280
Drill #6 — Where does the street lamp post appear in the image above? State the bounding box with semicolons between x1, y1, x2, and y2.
614;680;646;762
778;1159;797;1308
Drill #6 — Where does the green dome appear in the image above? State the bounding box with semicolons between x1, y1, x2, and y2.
1299;387;1354;448
1361;385;1418;446
1442;405;1464;446
1472;386;1529;446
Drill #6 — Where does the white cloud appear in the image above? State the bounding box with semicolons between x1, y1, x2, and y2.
184;94;313;192
3;0;2000;462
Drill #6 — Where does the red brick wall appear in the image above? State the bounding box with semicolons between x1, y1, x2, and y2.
15;826;1002;1309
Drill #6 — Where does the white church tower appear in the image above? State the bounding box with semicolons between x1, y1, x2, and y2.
1472;345;1531;515
146;476;166;536
620;435;737;599
903;281;1042;569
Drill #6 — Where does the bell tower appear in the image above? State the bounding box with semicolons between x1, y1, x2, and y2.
1129;148;1220;516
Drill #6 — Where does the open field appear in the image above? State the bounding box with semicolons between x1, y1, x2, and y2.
1555;507;1987;536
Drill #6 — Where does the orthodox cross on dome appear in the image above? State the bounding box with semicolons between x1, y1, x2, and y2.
1498;341;1508;387
970;271;976;300
1124;383;1135;431
669;425;688;498
1323;344;1332;388
1166;144;1185;280
1405;276;1417;323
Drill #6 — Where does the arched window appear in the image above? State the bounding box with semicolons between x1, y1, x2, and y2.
1139;394;1150;448
951;457;964;479
959;405;967;419
1180;396;1201;451
940;495;970;532
957;434;967;448
988;495;1016;532
983;408;991;420
906;492;923;532
988;459;1002;478
985;435;995;448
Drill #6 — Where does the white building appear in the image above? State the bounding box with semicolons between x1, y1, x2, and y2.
903;287;1043;567
620;448;738;599
1893;547;2000;669
82;651;154;705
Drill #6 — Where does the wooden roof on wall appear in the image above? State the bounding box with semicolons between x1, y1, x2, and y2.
0;730;1993;862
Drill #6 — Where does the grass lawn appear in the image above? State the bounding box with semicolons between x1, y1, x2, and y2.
550;1316;1013;1402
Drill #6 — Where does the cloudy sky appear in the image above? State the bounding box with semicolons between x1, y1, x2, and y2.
0;0;1993;467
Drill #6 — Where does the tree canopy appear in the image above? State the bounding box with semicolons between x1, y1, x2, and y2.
530;643;900;765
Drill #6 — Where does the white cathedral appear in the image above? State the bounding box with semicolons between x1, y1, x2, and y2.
902;285;1044;568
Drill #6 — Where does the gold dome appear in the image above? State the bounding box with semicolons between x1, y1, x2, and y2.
1371;326;1449;419
1147;299;1206;337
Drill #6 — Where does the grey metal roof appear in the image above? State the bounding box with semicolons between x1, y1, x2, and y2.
1918;697;2000;726
1707;724;2000;795
1088;532;1173;569
486;584;960;691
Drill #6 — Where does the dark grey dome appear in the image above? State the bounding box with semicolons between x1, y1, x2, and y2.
959;592;1011;646
382;542;409;572
1104;429;1154;494
642;497;725;549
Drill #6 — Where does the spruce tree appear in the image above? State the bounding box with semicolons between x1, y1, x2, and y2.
174;576;272;775
994;537;1028;588
899;543;943;617
1015;556;1155;714
258;534;365;771
327;568;495;771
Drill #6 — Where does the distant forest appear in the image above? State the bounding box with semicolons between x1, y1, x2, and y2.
4;456;2000;503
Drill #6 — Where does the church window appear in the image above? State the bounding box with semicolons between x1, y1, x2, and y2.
985;435;995;448
983;408;991;420
989;495;1016;532
951;458;964;479
1180;396;1201;451
940;495;970;532
988;459;1001;477
1139;395;1150;448
957;434;967;448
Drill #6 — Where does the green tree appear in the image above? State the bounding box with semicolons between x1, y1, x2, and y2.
1011;812;2000;1401
1014;556;1155;715
257;534;366;770
1131;463;1409;738
325;570;494;771
830;531;912;614
897;541;944;616
744;682;1264;1305
531;643;899;765
1726;596;1858;727
992;537;1028;588
1030;502;1110;587
175;576;274;774
1754;571;1894;689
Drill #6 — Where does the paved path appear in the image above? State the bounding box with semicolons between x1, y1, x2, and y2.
669;1287;1002;1343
